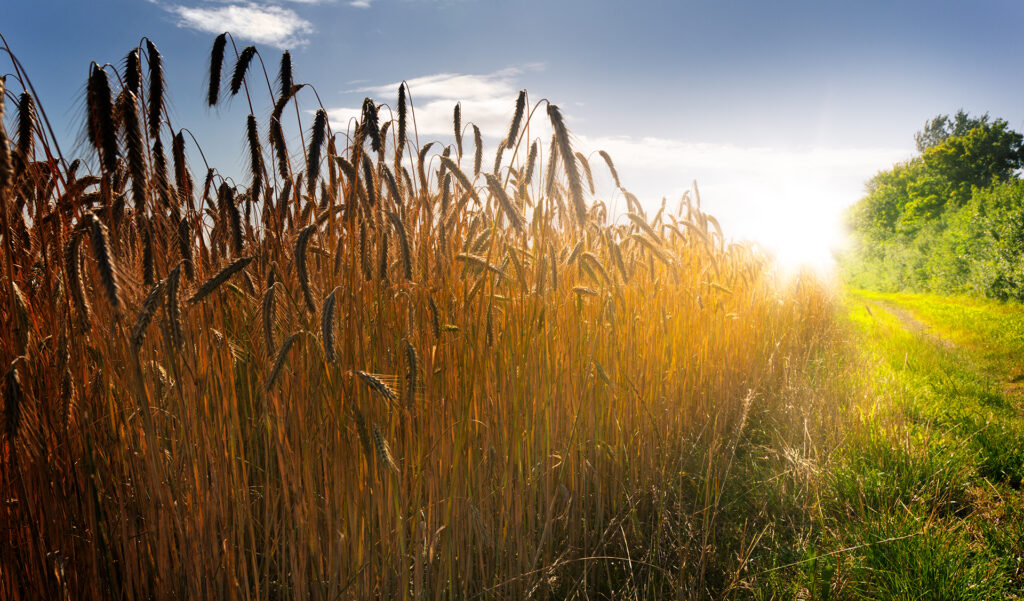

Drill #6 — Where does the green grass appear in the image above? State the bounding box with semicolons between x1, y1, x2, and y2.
811;289;1024;599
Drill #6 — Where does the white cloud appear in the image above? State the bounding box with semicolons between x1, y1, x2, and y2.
170;3;314;48
326;67;547;138
349;0;372;7
324;67;910;268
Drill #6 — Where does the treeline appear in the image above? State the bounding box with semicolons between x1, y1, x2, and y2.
842;110;1024;299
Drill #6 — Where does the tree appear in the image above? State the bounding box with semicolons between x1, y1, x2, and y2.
914;110;991;152
843;111;1024;297
920;118;1024;206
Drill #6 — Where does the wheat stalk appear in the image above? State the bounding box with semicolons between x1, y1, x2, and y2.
278;50;293;98
131;280;166;349
145;39;164;138
187;256;253;304
372;423;400;473
16;92;35;159
485;174;524;234
453;102;463;158
321;286;340;362
357;371;398;402
85;212;121;311
85;64;119;175
165;262;184;349
295;224;317;312
472;124;483;177
207;33;227;106
547;104;586;225
231;46;256;96
386;211;413;281
307;109;328;191
505;90;526;150
266;332;300;390
125;47;142;94
397;83;407;162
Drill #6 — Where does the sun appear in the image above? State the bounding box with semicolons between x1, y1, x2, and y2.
729;188;847;274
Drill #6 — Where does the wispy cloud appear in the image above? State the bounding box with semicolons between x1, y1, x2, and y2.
170;3;314;48
349;0;372;8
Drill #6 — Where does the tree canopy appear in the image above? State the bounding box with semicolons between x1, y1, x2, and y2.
843;111;1024;299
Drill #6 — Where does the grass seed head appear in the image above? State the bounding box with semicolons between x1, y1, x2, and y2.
207;33;227;106
230;46;256;96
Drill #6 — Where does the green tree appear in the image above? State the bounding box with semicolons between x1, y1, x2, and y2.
920;119;1024;207
843;111;1024;297
914;110;990;152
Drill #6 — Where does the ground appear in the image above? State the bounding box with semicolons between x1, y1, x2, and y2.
808;289;1024;600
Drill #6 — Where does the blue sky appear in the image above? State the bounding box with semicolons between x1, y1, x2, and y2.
5;0;1024;266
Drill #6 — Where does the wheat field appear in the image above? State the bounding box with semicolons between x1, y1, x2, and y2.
0;36;853;599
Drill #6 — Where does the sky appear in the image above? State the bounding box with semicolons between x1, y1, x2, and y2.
5;0;1024;268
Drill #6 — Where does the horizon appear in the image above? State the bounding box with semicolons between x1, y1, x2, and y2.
6;0;1024;267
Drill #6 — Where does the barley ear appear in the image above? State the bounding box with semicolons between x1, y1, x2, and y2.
86;64;119;173
145;39;164;138
386;211;413;281
397;83;407;161
166;262;184;349
295;224;317;312
472;124;483;177
361;98;381;154
124;47;142;94
16;92;35;160
207;33;227;106
131;280;166;350
278;51;293;99
357;371;398;401
307;109;328;192
523;141;539;186
505;90;526;149
598;150;621;188
321;286;341;362
187;256;254;304
66;234;91;323
119;90;147;212
453;102;463;158
231;46;257;96
485;174;524;234
547;104;586;224
0;79;9;192
86;212;121;311
246;114;263;203
438;155;480;205
266;332;300;390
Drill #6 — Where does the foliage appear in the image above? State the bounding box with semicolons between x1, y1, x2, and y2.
842;111;1024;298
914;109;990;152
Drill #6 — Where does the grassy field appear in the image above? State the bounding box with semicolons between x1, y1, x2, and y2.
820;290;1024;599
1;34;1023;600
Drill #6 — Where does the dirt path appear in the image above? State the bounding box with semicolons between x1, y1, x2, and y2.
867;297;1024;399
865;299;955;349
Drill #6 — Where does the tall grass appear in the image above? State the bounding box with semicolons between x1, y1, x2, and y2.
0;36;850;599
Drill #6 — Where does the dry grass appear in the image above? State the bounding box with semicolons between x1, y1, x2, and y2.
0;36;851;600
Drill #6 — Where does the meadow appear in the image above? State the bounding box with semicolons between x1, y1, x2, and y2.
1;35;1018;600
